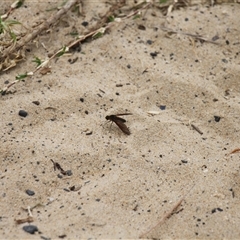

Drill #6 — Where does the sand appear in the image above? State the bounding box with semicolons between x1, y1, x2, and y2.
1;1;240;239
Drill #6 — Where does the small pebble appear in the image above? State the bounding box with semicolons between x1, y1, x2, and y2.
19;110;28;117
159;105;166;110
81;21;88;27
138;24;146;30
59;234;67;238
40;236;51;240
214;116;221;122
146;40;153;45
211;208;223;214
32;101;40;105
65;170;73;176
23;225;38;234
26;189;35;196
212;35;219;41
150;52;158;59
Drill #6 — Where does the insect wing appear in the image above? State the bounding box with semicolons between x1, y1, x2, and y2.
114;118;131;135
116;113;132;117
113;115;127;123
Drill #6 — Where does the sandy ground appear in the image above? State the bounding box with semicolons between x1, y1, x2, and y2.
1;1;240;239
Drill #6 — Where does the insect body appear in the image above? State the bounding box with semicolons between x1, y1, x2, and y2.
105;113;132;135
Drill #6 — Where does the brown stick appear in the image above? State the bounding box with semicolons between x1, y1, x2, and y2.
139;184;195;238
139;198;184;238
191;124;203;135
160;26;221;45
0;0;79;62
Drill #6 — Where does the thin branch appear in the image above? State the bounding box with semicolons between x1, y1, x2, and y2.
139;184;195;238
0;0;79;62
139;198;184;238
160;26;221;45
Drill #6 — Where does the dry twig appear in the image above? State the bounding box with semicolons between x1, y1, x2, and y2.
139;184;195;238
0;0;79;62
228;148;240;155
191;124;203;135
139;198;184;238
15;216;34;224
160;26;221;45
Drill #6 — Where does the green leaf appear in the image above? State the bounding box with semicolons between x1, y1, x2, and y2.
56;46;67;57
92;28;105;39
70;31;79;36
16;0;25;8
16;73;28;80
108;15;115;22
159;0;168;3
9;31;17;41
6;20;21;26
133;14;141;20
32;57;42;66
0;16;21;39
92;31;103;39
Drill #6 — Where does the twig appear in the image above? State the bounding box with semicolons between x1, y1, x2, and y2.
191;124;203;135
227;148;240;156
139;184;195;238
27;205;33;217
15;216;34;224
0;0;79;62
139;198;184;238
160;26;221;45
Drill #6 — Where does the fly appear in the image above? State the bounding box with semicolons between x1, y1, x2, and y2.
105;113;132;135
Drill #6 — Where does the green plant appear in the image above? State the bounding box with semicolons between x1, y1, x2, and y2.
0;16;21;41
32;57;43;67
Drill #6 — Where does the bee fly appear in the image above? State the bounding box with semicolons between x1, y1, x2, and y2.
105;113;132;135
